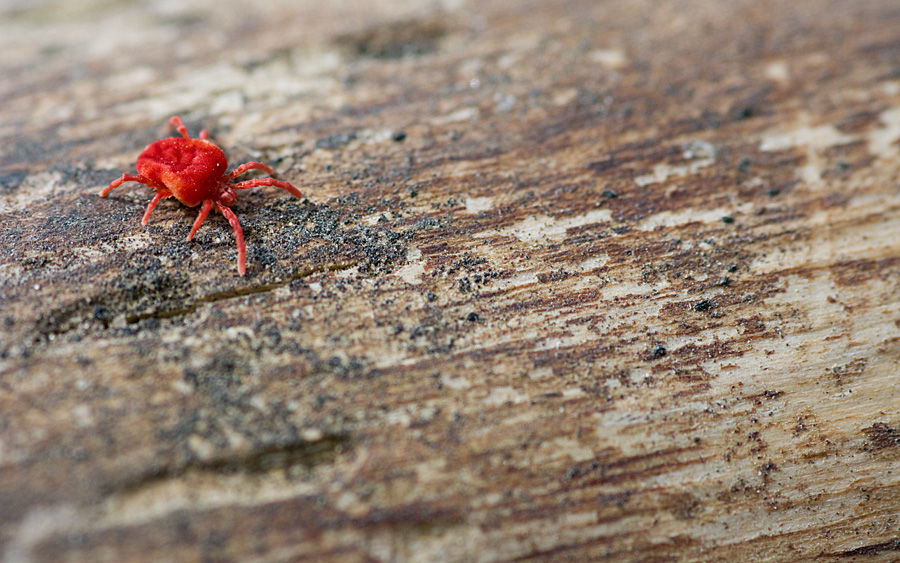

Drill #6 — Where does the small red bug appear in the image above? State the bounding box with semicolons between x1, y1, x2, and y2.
100;115;302;276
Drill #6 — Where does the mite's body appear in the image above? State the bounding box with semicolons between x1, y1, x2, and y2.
101;116;302;276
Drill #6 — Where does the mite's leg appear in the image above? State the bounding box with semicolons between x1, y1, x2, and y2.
169;116;191;139
231;177;303;199
187;200;214;241
99;173;163;197
215;203;246;276
223;161;275;181
142;190;173;225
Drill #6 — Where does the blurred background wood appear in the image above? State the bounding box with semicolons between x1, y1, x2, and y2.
2;0;900;561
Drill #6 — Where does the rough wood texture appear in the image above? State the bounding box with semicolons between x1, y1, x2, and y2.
2;1;900;561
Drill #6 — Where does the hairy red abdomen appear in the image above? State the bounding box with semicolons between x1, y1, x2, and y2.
136;138;228;207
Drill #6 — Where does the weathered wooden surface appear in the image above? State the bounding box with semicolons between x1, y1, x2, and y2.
2;0;900;561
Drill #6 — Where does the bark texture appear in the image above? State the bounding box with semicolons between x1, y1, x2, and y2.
2;0;900;561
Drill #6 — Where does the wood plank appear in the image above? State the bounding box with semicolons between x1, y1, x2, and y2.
2;0;900;560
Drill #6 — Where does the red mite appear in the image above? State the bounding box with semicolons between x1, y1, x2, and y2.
100;115;302;276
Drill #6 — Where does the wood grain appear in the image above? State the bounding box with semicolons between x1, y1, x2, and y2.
2;0;900;561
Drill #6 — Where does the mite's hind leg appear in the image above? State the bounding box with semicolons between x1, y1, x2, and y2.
100;173;164;197
142;190;173;225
